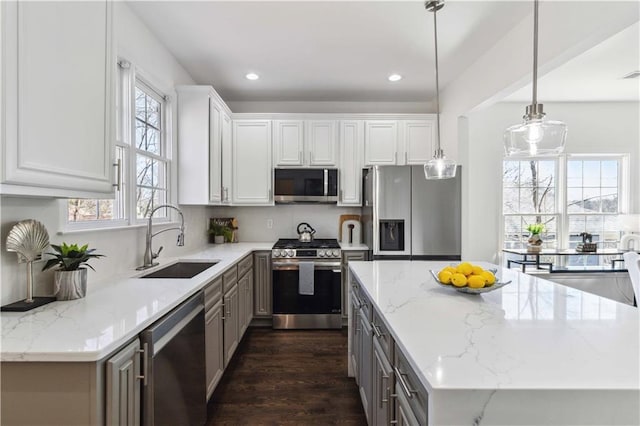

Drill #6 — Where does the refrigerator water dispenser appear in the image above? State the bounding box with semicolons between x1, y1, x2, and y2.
379;220;405;251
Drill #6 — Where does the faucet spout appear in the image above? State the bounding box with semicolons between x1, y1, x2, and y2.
136;204;185;270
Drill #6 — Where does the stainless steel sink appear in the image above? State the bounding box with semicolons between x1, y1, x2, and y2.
139;261;219;279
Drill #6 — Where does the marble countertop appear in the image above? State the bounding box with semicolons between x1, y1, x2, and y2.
1;242;273;362
349;260;640;392
339;242;369;251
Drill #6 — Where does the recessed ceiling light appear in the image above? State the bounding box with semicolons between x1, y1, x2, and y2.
246;73;259;81
388;74;402;82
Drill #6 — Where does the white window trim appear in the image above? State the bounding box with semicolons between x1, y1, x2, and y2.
500;153;630;254
60;58;175;233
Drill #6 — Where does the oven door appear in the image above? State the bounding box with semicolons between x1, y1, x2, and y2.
272;261;341;328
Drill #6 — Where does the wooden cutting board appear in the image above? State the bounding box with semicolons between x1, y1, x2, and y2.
339;214;361;240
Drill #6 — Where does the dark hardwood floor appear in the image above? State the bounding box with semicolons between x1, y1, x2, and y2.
206;327;367;425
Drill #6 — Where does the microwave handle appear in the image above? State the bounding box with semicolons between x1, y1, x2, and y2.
323;169;328;196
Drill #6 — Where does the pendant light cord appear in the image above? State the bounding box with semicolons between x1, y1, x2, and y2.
532;0;539;106
432;3;442;156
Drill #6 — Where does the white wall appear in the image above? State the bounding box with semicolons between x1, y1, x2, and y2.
462;101;640;262
0;3;207;305
210;205;361;242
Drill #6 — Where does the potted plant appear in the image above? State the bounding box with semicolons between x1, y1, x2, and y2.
208;223;231;244
526;223;545;252
42;243;104;300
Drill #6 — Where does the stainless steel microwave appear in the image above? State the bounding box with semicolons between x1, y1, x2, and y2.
274;168;338;203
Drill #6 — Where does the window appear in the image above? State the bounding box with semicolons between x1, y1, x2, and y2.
66;60;171;229
502;155;628;264
503;159;558;249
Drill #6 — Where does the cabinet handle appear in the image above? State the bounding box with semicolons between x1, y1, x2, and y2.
222;302;226;320
381;385;390;405
136;342;148;386
394;367;417;399
371;322;384;339
112;158;122;191
223;187;229;202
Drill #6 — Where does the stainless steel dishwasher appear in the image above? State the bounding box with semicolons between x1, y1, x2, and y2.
140;292;206;426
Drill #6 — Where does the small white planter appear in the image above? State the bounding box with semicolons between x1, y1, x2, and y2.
54;269;87;300
214;235;224;244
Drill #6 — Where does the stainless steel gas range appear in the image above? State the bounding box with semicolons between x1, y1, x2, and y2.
271;238;342;329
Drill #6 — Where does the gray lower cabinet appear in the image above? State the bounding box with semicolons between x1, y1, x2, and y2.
223;283;240;366
106;338;141;426
204;276;224;401
350;283;361;380
358;307;374;424
342;250;368;319
238;263;253;338
253;251;272;317
394;387;420;426
372;338;393;425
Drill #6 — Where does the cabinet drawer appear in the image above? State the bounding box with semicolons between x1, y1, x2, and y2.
237;255;253;279
394;345;428;425
204;276;222;311
352;280;372;322
372;309;393;361
342;251;367;264
223;266;238;292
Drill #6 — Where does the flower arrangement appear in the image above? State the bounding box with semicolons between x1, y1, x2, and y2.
526;223;545;235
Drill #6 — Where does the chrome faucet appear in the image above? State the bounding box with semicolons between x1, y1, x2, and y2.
137;204;185;270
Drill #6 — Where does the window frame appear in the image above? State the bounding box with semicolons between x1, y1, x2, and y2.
61;58;174;232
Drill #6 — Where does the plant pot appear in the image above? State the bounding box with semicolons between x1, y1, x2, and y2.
527;233;543;252
214;235;225;244
54;269;87;300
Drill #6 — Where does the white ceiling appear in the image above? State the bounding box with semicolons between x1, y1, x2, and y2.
503;21;640;103
127;1;531;102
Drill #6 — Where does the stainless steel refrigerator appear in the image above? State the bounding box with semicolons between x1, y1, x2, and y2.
362;165;461;260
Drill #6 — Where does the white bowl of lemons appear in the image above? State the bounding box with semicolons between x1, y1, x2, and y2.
429;262;511;294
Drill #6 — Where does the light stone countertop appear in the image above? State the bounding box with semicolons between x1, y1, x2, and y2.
338;242;369;251
349;260;640;424
1;242;273;362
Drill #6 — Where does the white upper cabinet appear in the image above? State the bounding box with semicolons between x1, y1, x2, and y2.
403;120;435;164
364;121;398;165
177;86;228;205
338;121;364;206
306;120;338;166
232;120;273;205
273;120;304;166
1;1;115;196
221;112;232;204
273;120;338;167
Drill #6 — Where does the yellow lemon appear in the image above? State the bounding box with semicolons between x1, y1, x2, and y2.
481;271;496;286
456;262;473;276
438;270;453;284
443;266;457;274
471;265;484;275
468;275;486;289
451;273;467;287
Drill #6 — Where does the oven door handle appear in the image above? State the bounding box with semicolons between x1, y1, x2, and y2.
272;261;341;270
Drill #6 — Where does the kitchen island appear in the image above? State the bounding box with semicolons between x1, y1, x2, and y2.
348;260;639;425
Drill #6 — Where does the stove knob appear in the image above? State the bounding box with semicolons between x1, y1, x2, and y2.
273;250;280;258
287;249;294;257
318;250;325;257
332;250;340;257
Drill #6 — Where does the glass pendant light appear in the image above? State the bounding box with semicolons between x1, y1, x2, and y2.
504;0;567;156
424;0;456;180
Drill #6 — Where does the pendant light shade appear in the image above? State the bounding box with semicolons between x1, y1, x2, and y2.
424;0;456;180
504;0;567;157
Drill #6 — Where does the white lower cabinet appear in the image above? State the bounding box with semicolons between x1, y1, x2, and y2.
106;338;141;426
232;120;273;205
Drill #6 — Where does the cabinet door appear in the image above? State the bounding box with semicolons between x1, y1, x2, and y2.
273;120;304;166
205;301;224;401
253;252;272;317
221;112;232;204
238;271;252;339
364;121;398;165
232;120;273;205
404;120;435;165
338;120;364;206
246;270;254;329
350;288;361;380
2;1;114;194
306;120;337;166
373;339;393;426
358;310;374;424
394;384;420;426
341;251;367;319
223;284;239;366
177;88;210;205
209;99;223;203
106;339;141;426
